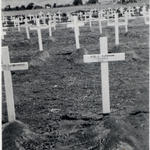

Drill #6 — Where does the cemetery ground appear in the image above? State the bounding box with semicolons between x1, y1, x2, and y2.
2;17;149;149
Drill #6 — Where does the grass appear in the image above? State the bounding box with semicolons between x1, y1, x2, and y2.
2;13;149;150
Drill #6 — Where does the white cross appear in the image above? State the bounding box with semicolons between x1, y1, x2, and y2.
46;12;51;18
141;5;146;16
83;37;125;114
33;15;38;24
19;16;24;22
2;27;7;40
89;11;93;28
99;10;107;21
2;16;8;26
52;14;57;30
2;46;28;122
127;7;136;19
48;18;55;37
67;13;72;22
24;19;30;39
120;7;124;14
83;12;89;22
28;14;33;21
107;13;128;45
40;14;46;25
16;18;21;32
144;9;150;25
108;12;128;30
30;19;49;51
67;16;84;49
98;12;103;34
57;11;62;22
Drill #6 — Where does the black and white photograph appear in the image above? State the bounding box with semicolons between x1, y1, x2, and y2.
1;0;149;149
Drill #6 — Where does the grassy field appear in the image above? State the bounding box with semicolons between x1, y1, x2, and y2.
2;0;149;16
2;13;149;150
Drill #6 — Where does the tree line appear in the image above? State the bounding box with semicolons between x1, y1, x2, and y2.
3;0;99;11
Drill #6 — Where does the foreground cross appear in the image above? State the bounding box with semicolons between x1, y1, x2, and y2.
83;37;125;114
67;16;84;49
2;47;28;122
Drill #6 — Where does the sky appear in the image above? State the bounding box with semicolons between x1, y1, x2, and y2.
2;0;88;8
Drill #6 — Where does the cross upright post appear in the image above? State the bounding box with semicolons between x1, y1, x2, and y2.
115;13;119;46
98;12;102;34
24;18;30;39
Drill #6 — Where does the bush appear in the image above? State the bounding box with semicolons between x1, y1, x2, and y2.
26;3;34;10
73;0;83;6
87;0;98;4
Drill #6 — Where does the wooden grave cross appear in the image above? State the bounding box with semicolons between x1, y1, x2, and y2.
67;13;72;22
67;16;84;49
83;12;89;22
2;46;28;122
30;19;49;51
98;12;103;34
141;5;146;16
83;37;125;114
144;9;150;25
19;16;24;22
120;7;124;15
16;18;20;32
78;12;83;21
57;11;62;22
89;11;93;28
48;17;56;37
24;18;30;39
12;18;20;30
108;12;128;31
107;13;128;45
99;10;107;21
52;14;57;30
127;7;136;20
28;14;33;21
2;16;8;26
2;27;7;40
33;15;38;24
16;18;21;32
40;14;46;25
46;12;51;18
11;17;17;27
2;31;6;40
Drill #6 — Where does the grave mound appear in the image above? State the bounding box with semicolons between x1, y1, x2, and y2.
124;31;143;38
70;48;88;64
29;51;50;67
102;116;141;150
49;37;56;42
3;120;45;150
